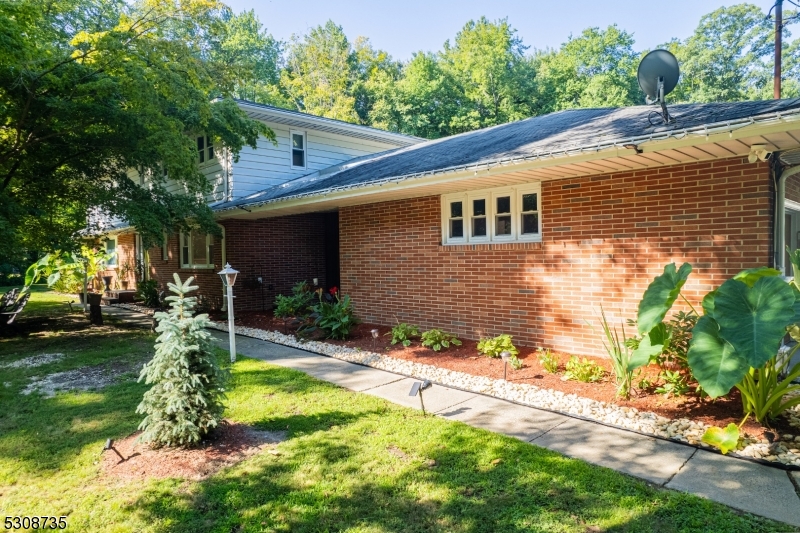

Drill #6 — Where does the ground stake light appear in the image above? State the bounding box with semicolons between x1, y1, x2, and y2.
500;351;511;381
218;263;239;363
409;380;432;415
370;328;379;348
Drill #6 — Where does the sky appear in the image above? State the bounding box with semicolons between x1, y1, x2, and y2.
223;0;780;59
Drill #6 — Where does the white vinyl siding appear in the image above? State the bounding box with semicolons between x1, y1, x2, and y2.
441;183;542;245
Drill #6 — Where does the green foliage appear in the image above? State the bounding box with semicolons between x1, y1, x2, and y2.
386;322;421;347
0;0;270;256
273;281;314;319
537;348;560;374
563;356;604;383
735;348;800;425
701;423;741;455
305;289;358;340
637;263;693;336
420;329;462;352
477;334;519;358
136;274;228;447
508;353;523;370
136;279;161;308
654;370;691;398
23;245;113;295
595;307;651;398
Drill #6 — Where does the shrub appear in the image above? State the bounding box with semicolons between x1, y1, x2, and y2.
477;334;518;358
273;281;314;319
595;306;653;399
136;279;161;308
563;356;604;383
305;287;358;339
420;329;462;351
136;274;228;448
386;322;420;347
537;348;559;373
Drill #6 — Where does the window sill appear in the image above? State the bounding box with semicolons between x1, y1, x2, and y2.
180;265;216;270
438;240;543;251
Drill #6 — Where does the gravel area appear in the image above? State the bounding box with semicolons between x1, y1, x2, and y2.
0;353;65;369
112;303;800;468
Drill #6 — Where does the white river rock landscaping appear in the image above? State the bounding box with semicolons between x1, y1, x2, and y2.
113;303;800;468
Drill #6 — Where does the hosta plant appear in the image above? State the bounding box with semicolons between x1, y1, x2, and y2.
421;329;462;351
387;322;421;347
304;287;358;340
562;356;604;383
477;334;519;358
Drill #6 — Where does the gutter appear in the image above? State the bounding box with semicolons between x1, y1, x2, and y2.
215;107;800;215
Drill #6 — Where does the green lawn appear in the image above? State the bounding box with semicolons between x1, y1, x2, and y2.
0;288;789;532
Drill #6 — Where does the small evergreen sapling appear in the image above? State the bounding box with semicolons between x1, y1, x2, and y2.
136;274;228;447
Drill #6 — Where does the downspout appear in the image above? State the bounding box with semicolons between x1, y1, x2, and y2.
774;161;800;273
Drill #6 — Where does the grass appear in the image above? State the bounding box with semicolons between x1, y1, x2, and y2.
0;287;790;532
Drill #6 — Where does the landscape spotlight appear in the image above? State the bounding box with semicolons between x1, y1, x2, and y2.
370;328;379;348
409;380;433;415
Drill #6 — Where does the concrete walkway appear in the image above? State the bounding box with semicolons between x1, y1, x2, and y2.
107;306;800;527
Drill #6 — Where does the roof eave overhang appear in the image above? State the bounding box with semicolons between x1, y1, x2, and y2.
217;109;800;220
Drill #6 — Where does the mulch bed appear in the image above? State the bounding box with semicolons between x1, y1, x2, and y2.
212;310;796;440
100;421;285;480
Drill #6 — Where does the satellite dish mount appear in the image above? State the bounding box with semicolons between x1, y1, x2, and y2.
637;50;680;125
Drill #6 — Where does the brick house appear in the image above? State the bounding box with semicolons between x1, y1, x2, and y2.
116;98;800;358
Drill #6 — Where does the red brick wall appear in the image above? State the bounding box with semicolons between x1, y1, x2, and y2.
97;233;137;291
787;172;800;204
146;213;331;311
339;157;774;358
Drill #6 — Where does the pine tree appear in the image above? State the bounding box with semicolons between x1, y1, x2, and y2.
136;274;228;447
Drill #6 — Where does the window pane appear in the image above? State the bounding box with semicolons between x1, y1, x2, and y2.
181;234;189;266
191;232;207;265
197;136;205;163
496;215;512;235
472;217;487;237
450;219;463;238
207;236;214;265
207;137;214;160
105;239;117;266
522;193;537;212
473;199;486;216
292;149;305;167
292;133;304;150
522;213;539;234
450;201;462;218
496;196;511;214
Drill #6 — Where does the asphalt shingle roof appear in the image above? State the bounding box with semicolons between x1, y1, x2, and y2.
216;99;800;212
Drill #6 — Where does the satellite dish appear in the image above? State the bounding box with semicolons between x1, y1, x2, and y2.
637;49;680;124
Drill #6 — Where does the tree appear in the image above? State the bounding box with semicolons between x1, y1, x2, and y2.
440;17;540;132
663;4;799;102
534;25;641;111
0;0;271;258
136;274;228;447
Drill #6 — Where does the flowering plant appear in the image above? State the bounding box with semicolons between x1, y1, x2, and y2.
302;288;358;339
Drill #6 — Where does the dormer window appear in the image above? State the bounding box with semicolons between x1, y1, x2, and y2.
197;136;213;164
291;131;306;169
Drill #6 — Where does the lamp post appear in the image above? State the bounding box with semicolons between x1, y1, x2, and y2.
218;263;239;363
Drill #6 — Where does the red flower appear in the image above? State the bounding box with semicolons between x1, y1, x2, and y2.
329;286;338;295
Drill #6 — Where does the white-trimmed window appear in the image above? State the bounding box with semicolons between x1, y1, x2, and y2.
162;231;170;261
104;236;118;267
441;183;541;245
197;135;214;164
180;231;215;268
290;131;306;169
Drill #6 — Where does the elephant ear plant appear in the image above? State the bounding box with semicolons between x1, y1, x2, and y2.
638;262;800;453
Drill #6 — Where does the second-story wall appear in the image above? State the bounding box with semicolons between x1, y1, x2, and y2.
231;122;403;199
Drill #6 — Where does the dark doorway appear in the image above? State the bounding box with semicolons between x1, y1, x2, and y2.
323;211;340;290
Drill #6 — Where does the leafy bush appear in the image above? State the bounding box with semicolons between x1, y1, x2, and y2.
420;329;462;351
136;279;161;308
508;353;523;370
386;322;420;347
305;288;358;339
24;246;113;295
537;348;559;373
596;307;653;398
136;274;228;448
654;369;691;397
273;281;314;319
563;356;604;383
477;334;519;358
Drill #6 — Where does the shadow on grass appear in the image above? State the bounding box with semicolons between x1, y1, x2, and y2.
131;410;780;533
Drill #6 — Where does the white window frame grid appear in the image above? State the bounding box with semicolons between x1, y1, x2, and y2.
440;183;542;245
179;230;215;269
290;130;307;170
197;135;214;165
162;231;170;261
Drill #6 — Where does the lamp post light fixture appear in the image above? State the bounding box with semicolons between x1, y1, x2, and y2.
500;351;511;381
218;263;239;363
370;328;379;348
